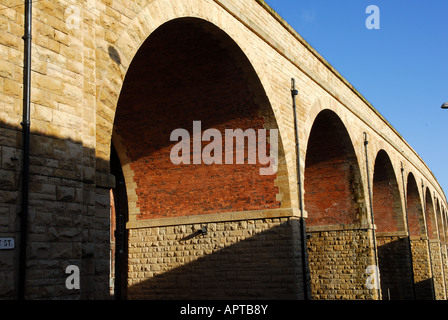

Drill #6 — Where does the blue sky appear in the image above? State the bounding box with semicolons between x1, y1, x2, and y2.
264;0;448;198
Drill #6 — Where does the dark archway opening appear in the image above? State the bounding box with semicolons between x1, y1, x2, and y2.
112;17;284;220
304;110;366;226
406;173;434;299
372;151;404;232
304;109;370;299
407;174;426;237
110;17;293;299
372;150;414;300
426;189;438;243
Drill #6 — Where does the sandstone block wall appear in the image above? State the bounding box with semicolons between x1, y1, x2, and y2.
112;17;286;221
430;241;446;300
410;237;434;299
306;225;378;300
442;244;448;298
127;215;308;300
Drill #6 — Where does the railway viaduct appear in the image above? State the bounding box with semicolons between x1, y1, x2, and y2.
0;0;447;300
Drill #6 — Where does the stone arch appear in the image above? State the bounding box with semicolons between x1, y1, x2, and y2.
435;199;446;244
105;12;295;299
444;205;448;232
304;109;376;300
94;0;293;187
111;16;289;223
406;173;434;299
373;149;414;299
406;173;426;237
111;132;140;218
444;206;448;238
425;188;438;241
372;149;405;233
304;109;367;226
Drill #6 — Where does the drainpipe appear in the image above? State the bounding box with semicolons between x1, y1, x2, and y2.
18;0;32;300
363;132;381;300
400;162;417;299
291;78;309;300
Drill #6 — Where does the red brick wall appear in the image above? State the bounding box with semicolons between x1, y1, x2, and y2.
372;150;404;232
304;110;364;225
425;189;438;240
113;18;280;219
406;174;425;236
436;201;446;243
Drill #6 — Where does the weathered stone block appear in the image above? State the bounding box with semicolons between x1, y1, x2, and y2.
56;186;75;201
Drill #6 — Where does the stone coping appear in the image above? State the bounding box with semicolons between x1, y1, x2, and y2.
376;231;409;237
126;207;299;229
306;223;375;233
410;235;429;241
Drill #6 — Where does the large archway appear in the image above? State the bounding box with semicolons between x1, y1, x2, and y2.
110;17;294;299
406;173;434;299
373;150;414;299
304;110;366;226
304;109;373;300
112;17;286;221
426;189;438;244
372;151;405;233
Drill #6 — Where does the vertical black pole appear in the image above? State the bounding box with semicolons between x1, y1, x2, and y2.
19;0;32;300
291;78;309;300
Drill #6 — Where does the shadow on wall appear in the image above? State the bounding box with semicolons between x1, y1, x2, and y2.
0;120;112;299
126;219;307;300
377;238;415;300
377;237;438;300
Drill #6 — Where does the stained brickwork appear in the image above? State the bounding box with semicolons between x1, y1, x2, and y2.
113;18;283;220
304;110;366;226
407;174;427;236
372;150;405;233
